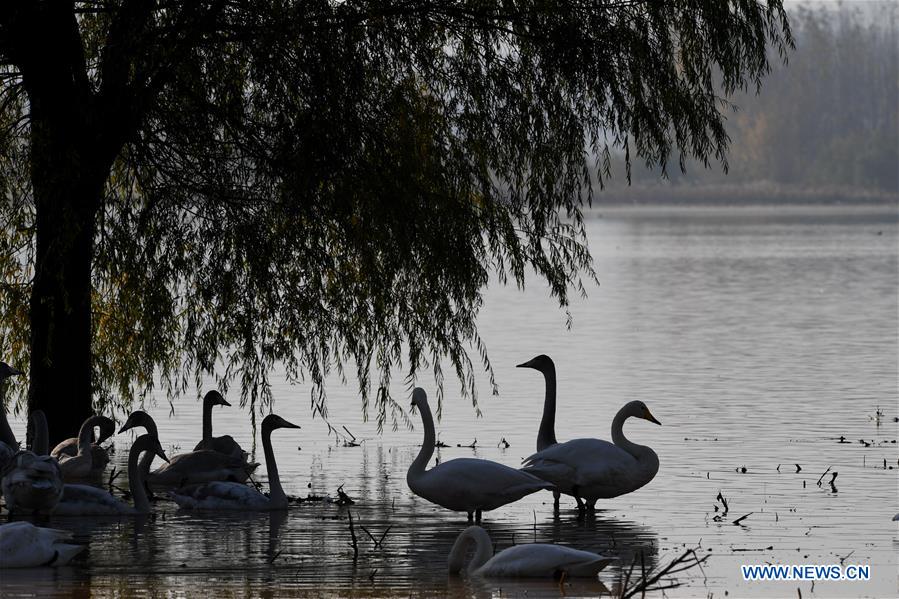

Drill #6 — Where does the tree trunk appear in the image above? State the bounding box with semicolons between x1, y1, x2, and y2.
28;175;103;447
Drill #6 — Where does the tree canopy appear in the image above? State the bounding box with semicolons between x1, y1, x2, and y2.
0;1;791;438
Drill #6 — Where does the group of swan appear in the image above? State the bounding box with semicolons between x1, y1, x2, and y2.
2;353;658;579
407;354;661;520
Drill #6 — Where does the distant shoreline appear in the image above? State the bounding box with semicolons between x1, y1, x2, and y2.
591;184;899;207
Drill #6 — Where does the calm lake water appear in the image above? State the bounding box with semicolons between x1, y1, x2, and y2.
4;204;898;598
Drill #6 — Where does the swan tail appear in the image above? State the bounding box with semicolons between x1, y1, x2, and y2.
50;543;86;566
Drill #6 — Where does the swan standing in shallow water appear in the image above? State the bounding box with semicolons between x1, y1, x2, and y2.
2;411;64;514
407;388;552;523
0;522;85;568
53;434;168;515
0;362;24;473
448;526;615;578
53;415;115;480
192;390;248;459
517;354;563;510
522;400;661;513
169;414;299;511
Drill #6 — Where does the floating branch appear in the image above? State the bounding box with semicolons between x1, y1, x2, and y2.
733;512;753;526
336;484;355;505
347;509;359;561
617;547;710;599
815;466;832;487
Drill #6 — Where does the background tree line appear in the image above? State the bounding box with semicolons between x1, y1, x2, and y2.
607;1;897;198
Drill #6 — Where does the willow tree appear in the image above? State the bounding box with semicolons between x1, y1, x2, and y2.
0;1;791;443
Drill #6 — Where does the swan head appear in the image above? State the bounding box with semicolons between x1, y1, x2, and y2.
516;354;555;373
96;416;117;444
134;433;170;463
119;411;157;436
624;401;661;425
0;362;23;380
204;390;231;408
261;414;301;433
410;387;428;409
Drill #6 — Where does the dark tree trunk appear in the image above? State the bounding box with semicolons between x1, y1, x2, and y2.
28;176;102;447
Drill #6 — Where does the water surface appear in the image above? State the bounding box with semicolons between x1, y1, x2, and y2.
5;204;898;598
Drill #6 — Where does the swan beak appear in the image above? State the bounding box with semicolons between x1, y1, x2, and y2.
516;360;532;368
158;449;170;463
118;422;132;434
282;420;301;429
219;398;232;407
9;365;23;376
644;409;662;425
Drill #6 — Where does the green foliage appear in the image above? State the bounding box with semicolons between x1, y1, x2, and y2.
0;1;792;425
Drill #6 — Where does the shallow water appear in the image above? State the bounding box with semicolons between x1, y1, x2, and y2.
4;204;898;598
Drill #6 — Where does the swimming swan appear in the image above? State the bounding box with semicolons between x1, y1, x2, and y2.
53;415;115;480
53;434;168;515
1;411;64;514
522;401;661;512
448;525;615;578
517;354;563;509
169;414;299;511
407;388;552;523
192;390;248;460
0;522;85;568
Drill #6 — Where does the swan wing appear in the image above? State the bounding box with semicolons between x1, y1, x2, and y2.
149;450;258;487
50;438;78;459
480;544;615;578
417;458;551;511
0;522;85;568
53;483;131;515
522;438;638;489
169;481;269;510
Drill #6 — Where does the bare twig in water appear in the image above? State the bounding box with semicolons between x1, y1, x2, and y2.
359;525;392;549
368;569;377;582
816;466;832;487
268;550;282;564
347;509;359;561
457;438;477;448
617;547;710;599
498;437;510;449
336;484;355;505
733;512;753;526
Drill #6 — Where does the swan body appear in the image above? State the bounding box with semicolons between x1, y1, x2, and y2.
0;522;85;568
54;415;115;480
522;401;661;505
2;412;64;514
448;526;615;578
407;388;552;522
51;414;116;470
170;414;299;511
147;449;258;488
191;390;248;460
53;434;168;516
0;362;24;474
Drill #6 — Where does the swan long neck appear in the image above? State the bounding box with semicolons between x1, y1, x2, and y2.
408;401;435;479
611;409;650;460
76;417;98;462
0;380;16;447
448;527;494;574
202;397;214;442
536;364;558;451
128;438;152;513
262;426;285;504
31;411;49;455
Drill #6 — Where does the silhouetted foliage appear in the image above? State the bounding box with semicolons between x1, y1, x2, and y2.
0;1;792;438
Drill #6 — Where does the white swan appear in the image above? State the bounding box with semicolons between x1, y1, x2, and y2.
448;526;615;578
169;414;299;511
118;410;161;475
53;434;168;515
407;388;552;523
522;401;661;512
517;354;563;509
0;362;24;473
51;415;115;475
1;411;64;514
0;522;85;568
192;390;248;460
